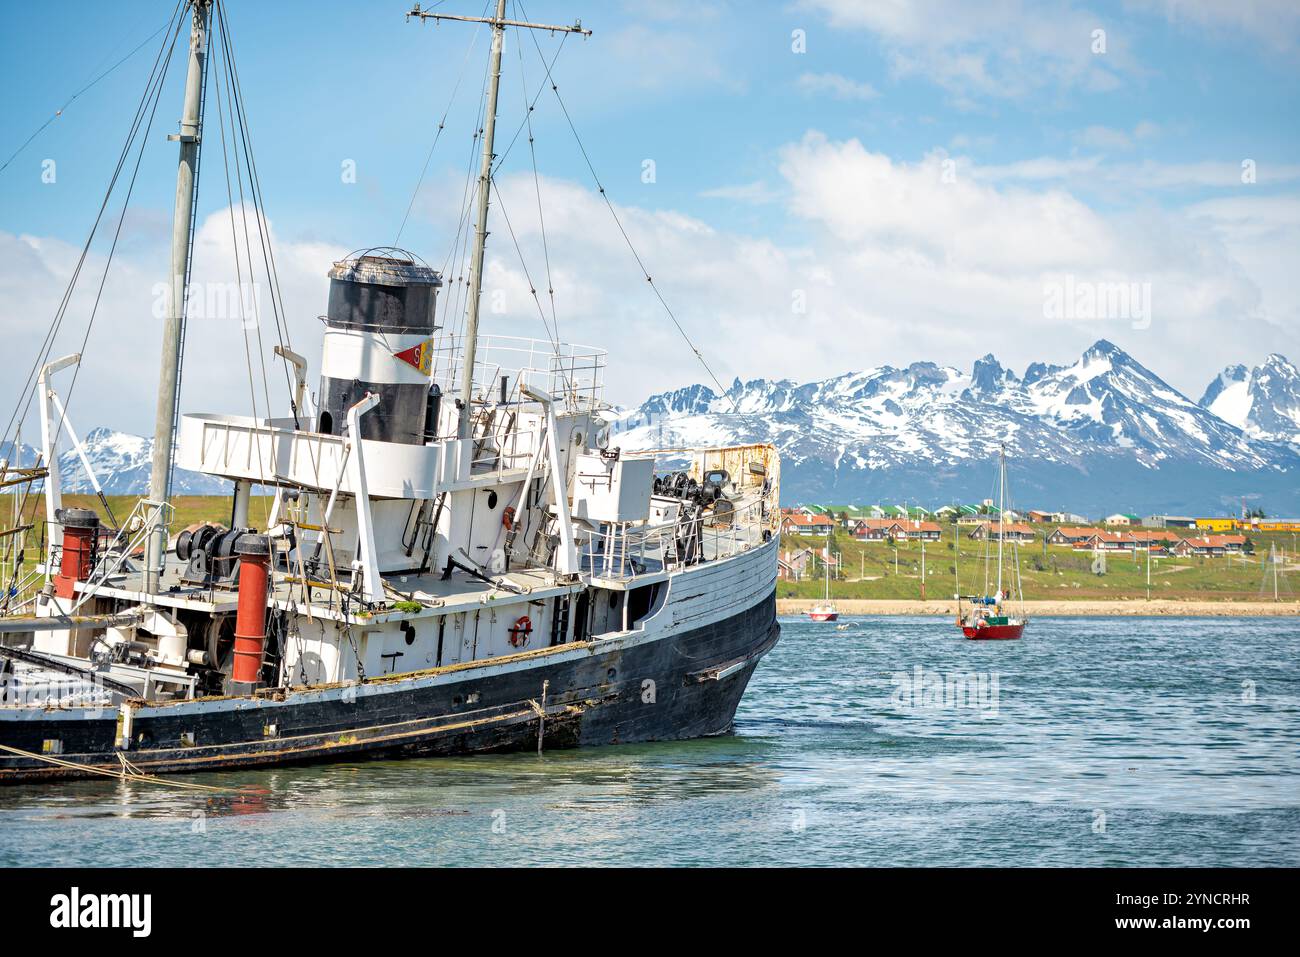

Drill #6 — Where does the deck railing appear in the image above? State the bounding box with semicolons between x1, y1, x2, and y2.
431;334;606;414
575;444;780;582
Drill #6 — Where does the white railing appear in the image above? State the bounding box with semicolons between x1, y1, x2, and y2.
574;443;780;581
431;334;606;413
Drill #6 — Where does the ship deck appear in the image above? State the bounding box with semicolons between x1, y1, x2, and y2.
75;555;574;625
71;515;768;626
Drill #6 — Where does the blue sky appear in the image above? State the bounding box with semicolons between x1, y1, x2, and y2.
2;0;1298;435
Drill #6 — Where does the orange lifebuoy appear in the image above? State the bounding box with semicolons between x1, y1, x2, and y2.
502;506;516;530
508;615;533;647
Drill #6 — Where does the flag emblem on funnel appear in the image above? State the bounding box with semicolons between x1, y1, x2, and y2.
393;338;434;375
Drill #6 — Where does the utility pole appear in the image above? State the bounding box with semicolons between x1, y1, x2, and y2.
407;2;590;441
920;538;926;600
144;0;212;594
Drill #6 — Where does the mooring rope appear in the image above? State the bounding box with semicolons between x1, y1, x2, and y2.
0;742;255;794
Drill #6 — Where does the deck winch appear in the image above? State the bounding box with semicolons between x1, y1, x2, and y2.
176;525;269;587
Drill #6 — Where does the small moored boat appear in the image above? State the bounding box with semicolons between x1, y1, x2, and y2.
807;545;838;621
956;445;1028;641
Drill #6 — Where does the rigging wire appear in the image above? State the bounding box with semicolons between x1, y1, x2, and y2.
1;1;189;464
511;2;561;345
214;0;300;427
166;2;215;501
394;0;492;247
489;178;562;355
514;0;737;411
434;50;496;393
0;14;176;176
211;10;271;439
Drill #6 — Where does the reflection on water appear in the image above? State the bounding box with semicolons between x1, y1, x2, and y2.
2;616;1297;866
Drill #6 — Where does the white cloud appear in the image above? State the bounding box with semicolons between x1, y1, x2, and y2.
796;0;1133;102
1126;0;1300;53
796;72;880;101
0;210;346;440
973;155;1300;189
5;141;1298;439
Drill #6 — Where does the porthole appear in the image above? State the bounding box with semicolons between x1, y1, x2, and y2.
486;490;498;509
572;429;585;449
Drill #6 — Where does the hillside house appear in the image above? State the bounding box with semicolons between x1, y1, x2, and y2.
778;548;815;581
1045;522;1097;546
1194;518;1239;532
1172;535;1247;557
852;518;904;541
896;520;943;542
1143;514;1197;529
1047;526;1103;545
1104;513;1141;527
1128;530;1180;549
970;521;1036;544
1074;530;1136;551
781;512;835;537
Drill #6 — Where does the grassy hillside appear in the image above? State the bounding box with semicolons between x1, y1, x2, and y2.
3;495;1296;603
1;493;273;539
780;527;1300;602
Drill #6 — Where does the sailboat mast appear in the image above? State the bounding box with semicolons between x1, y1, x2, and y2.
144;0;212;594
996;444;1005;599
458;0;507;441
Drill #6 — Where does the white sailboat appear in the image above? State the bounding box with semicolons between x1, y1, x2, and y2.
808;546;838;622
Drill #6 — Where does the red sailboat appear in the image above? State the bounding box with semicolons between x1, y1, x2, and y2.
956;445;1028;640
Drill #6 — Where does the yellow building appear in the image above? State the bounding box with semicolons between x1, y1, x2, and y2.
1195;518;1239;532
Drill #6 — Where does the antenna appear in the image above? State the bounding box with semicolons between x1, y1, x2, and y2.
406;3;591;441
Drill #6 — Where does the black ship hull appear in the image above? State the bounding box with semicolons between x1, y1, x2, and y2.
0;589;779;782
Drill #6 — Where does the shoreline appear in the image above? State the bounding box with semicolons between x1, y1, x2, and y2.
776;598;1300;617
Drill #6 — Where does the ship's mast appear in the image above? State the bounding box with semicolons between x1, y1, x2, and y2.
406;3;590;440
459;0;506;440
144;0;212;593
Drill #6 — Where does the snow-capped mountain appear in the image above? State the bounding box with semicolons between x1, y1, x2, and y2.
1199;355;1300;445
58;427;227;495
9;341;1299;514
615;340;1300;515
1;428;226;496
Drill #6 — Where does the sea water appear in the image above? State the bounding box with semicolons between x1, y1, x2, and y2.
2;616;1296;866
